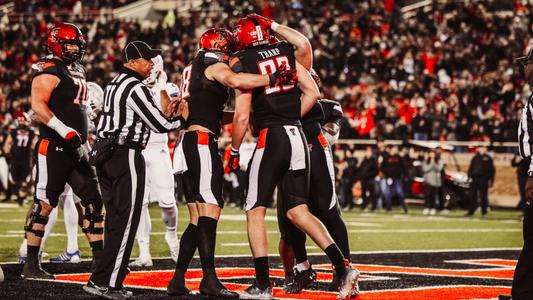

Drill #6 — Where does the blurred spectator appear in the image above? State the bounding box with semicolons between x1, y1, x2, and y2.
466;146;495;217
422;150;444;215
380;145;408;213
357;146;379;211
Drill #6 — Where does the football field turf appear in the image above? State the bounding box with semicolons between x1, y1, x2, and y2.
0;202;524;299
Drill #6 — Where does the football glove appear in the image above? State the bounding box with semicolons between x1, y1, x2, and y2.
228;147;240;172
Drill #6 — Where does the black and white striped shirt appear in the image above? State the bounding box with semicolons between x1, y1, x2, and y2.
96;67;182;147
519;94;533;170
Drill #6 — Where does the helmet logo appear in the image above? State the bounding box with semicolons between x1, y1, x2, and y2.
256;26;263;41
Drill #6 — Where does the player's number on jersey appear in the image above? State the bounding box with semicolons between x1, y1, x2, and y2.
258;56;294;95
16;133;29;147
180;65;192;99
73;77;88;105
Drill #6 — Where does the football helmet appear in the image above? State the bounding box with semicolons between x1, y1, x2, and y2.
233;17;270;50
14;113;30;128
87;82;104;121
199;28;234;53
47;22;86;64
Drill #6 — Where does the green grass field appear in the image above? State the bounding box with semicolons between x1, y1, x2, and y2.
0;202;524;263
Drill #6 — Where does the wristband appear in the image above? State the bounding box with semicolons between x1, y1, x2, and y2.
47;115;74;138
231;147;239;154
271;21;279;31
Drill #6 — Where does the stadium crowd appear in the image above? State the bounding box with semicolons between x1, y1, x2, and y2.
1;0;531;143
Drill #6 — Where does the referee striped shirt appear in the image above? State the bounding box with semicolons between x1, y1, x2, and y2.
96;67;182;147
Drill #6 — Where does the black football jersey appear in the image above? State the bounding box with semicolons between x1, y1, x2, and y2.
301;99;343;139
10;127;35;160
230;41;301;129
180;50;230;135
31;56;88;143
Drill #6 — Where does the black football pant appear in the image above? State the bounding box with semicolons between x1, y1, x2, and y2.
512;203;533;300
89;146;145;289
468;180;489;214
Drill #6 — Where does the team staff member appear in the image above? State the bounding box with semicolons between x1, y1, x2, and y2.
229;17;359;300
23;22;104;280
512;47;533;300
83;40;185;299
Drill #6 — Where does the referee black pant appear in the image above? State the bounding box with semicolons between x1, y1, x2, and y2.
89;146;145;289
513;203;533;300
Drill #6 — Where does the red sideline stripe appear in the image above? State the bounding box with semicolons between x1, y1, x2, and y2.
257;129;268;149
38;139;49;156
197;131;209;145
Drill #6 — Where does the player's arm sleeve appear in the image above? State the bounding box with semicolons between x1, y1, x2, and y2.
297;61;321;116
127;84;182;133
208;62;270;90
231;89;252;150
276;34;312;70
31;73;60;124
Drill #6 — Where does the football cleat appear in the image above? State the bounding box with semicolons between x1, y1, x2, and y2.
338;267;360;300
200;269;239;298
239;281;273;299
50;249;81;263
167;270;193;296
83;280;133;299
284;266;317;294
128;257;153;268
21;261;54;280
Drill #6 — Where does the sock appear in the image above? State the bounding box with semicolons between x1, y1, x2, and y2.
325;244;346;276
176;223;198;271
287;221;308;264
63;194;79;253
320;211;351;261
27;245;40;261
19;238;28;257
295;260;310;272
197;216;217;270
40;207;58;250
254;256;270;289
162;206;178;246
90;241;104;251
135;203;151;259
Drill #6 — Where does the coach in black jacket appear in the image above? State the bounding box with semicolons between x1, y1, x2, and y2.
466;146;495;216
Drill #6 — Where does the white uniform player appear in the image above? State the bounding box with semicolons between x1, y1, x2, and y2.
129;56;180;267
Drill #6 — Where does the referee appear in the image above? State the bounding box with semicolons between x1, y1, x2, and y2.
513;48;533;300
83;41;184;299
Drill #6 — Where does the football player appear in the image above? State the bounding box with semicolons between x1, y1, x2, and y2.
129;55;180;267
229;17;359;299
167;28;295;298
246;14;355;294
22;23;104;279
2;113;37;206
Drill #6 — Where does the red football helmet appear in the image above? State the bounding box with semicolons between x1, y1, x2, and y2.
233;17;270;50
199;28;234;53
47;22;86;64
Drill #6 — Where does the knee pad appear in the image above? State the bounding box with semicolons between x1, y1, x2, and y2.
82;204;104;235
24;202;49;237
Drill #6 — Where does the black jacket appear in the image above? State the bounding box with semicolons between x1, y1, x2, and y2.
468;153;495;183
357;156;378;181
381;153;404;179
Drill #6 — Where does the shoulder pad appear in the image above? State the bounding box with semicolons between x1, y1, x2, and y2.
31;59;59;78
229;52;245;73
204;50;230;66
319;99;343;124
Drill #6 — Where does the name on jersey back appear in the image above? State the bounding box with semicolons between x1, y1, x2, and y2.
258;48;280;59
